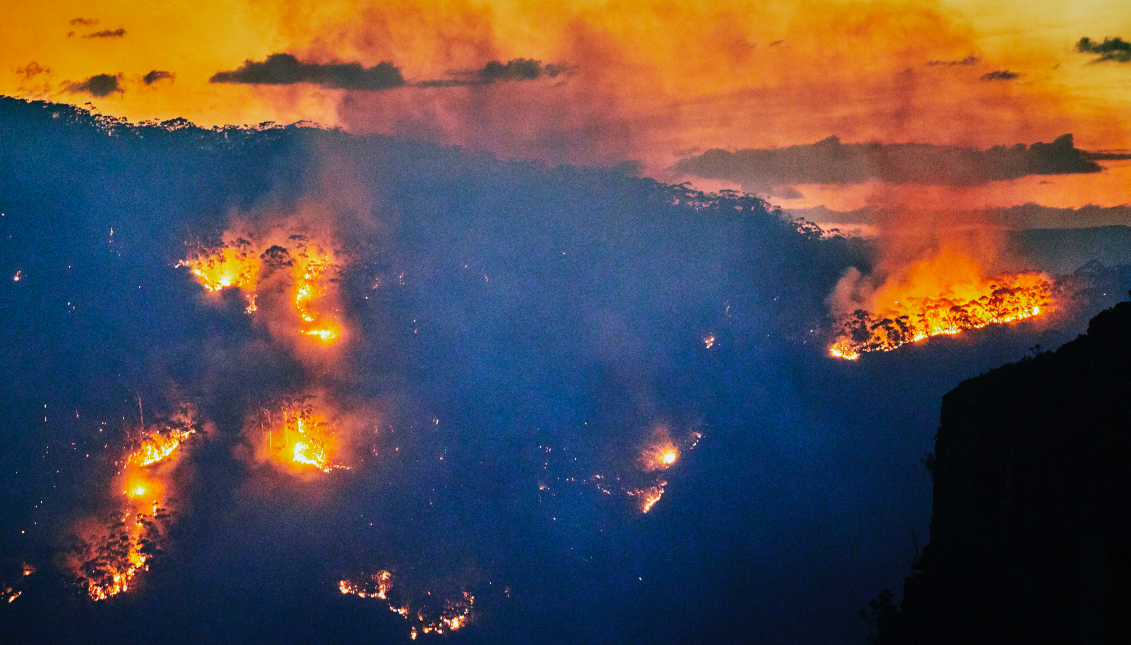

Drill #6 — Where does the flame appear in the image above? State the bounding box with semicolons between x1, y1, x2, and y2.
255;399;348;475
78;509;163;601
292;245;341;343
126;428;193;468
68;408;198;600
640;433;680;472
829;251;1054;359
630;481;667;513
179;233;343;341
177;240;259;313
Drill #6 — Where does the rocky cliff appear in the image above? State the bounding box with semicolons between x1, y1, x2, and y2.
880;301;1131;645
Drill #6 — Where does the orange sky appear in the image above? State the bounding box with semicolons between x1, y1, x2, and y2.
3;0;1129;208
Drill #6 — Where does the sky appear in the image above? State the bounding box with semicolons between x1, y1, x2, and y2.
3;2;1131;644
4;1;1130;170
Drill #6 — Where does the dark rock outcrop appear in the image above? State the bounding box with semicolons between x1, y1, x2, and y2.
881;301;1131;644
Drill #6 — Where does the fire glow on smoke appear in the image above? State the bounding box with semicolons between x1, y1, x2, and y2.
828;249;1055;360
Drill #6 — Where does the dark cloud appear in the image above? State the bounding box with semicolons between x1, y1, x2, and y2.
980;69;1019;81
209;53;405;90
142;70;175;86
675;134;1102;191
1076;36;1131;63
927;54;979;67
69;18;98;26
63;73;124;97
15;62;50;80
83;28;126;39
481;58;571;82
416;58;573;88
786;203;1131;231
1084;149;1131;160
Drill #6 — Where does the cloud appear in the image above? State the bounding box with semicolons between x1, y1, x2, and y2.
980;70;1019;81
674;134;1102;191
415;58;573;88
1076;36;1131;63
83;28;126;39
209;53;405;90
63;73;124;97
142;70;175;85
927;55;979;67
69;18;98;26
14;62;50;80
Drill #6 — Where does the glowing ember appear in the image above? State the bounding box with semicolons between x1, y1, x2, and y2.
339;570;393;599
830;270;1053;359
340;572;474;637
1;564;33;605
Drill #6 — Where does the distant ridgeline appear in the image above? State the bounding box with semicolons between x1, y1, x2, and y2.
875;300;1131;644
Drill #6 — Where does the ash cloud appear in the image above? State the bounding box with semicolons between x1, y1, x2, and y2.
63;73;124;97
142;70;175;85
1076;36;1131;63
83;28;126;39
209;53;405;90
675;134;1101;192
980;69;1019;81
70;18;98;26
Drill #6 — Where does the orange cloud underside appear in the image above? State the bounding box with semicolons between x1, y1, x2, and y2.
3;1;1129;197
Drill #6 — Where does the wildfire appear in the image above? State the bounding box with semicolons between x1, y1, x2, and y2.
287;241;342;343
829;257;1054;360
179;232;343;340
67;407;198;601
126;428;193;468
630;481;667;513
177;239;259;313
339;570;393;600
641;441;679;472
339;571;474;637
77;507;167;601
255;398;348;475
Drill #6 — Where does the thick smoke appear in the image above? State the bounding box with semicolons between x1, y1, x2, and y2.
2;96;1128;645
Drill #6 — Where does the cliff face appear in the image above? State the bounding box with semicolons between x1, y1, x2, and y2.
884;301;1131;645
